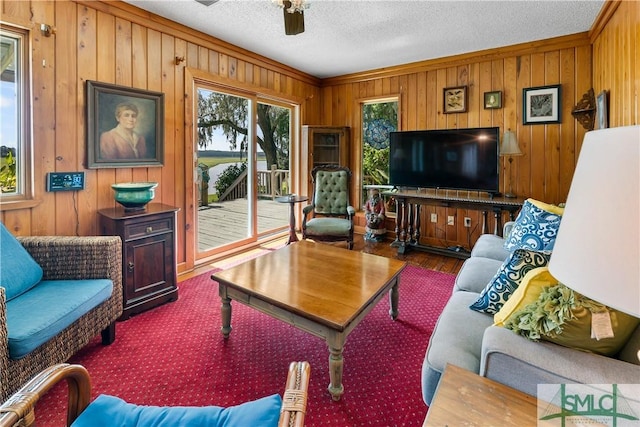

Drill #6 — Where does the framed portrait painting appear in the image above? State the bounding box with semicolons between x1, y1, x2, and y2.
443;86;468;113
523;84;561;125
86;80;165;169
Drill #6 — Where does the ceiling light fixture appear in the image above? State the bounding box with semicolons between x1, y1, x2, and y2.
273;0;308;14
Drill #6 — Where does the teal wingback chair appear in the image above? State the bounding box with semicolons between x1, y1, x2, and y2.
302;165;355;249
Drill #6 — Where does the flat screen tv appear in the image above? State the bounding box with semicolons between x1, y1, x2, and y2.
389;127;500;195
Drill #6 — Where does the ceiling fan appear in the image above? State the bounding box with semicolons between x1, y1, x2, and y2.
277;0;306;35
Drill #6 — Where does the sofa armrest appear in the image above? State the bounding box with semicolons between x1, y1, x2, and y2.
480;326;640;397
0;288;7;377
17;236;122;282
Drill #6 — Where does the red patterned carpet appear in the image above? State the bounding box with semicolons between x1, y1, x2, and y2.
34;264;453;426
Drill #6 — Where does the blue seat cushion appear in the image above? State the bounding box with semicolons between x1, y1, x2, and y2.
0;222;43;301
6;279;113;359
71;394;283;427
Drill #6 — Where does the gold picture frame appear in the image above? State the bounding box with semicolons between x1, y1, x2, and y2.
86;80;165;169
443;86;468;113
484;91;502;109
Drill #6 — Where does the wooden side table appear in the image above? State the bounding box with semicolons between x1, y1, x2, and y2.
275;195;308;244
424;364;539;426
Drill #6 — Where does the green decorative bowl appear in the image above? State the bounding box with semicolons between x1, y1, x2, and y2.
111;182;158;211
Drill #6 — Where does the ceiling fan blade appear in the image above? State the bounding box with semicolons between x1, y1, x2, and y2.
195;0;219;6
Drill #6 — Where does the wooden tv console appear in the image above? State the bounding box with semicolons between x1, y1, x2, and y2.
384;189;525;258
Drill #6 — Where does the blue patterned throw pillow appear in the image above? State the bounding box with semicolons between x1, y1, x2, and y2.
470;249;551;314
503;199;564;254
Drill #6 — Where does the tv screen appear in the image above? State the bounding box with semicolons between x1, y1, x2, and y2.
389;127;500;194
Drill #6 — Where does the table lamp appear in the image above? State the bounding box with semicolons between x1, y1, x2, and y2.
500;129;523;198
548;125;640;319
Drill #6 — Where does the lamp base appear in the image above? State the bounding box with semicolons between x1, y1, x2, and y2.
504;192;517;198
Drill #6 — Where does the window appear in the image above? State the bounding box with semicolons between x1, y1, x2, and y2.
1;25;32;205
361;98;398;208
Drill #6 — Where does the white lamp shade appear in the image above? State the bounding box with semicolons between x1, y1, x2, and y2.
500;130;522;156
548;125;640;317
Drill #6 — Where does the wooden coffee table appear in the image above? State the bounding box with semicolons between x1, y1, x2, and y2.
211;240;407;401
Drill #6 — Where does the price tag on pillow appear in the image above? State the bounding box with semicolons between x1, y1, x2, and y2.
591;311;615;340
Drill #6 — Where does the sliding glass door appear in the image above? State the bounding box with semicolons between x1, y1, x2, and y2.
194;85;290;259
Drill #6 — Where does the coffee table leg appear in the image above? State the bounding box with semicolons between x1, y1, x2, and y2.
389;278;399;320
221;296;232;339
327;334;345;401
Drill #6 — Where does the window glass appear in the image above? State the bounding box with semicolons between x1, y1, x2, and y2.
1;27;29;199
361;100;398;208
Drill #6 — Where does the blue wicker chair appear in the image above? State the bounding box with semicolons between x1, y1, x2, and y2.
0;362;310;427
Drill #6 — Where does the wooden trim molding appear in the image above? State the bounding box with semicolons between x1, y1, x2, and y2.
322;32;591;86
75;0;321;87
589;0;621;42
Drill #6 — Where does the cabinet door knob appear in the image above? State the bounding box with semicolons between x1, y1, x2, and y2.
128;261;135;272
146;226;153;233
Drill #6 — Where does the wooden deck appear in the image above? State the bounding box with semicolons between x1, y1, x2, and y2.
198;198;290;249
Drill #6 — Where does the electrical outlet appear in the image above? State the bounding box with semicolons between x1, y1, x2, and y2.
464;217;471;227
447;215;455;226
430;213;437;223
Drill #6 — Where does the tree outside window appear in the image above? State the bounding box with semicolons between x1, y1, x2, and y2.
361;100;398;209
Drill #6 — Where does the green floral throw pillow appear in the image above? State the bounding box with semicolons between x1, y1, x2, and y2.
503;283;640;356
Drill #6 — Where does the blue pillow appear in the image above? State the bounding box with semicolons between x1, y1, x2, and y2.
0;222;43;301
71;394;282;427
503;199;563;254
470;249;551;314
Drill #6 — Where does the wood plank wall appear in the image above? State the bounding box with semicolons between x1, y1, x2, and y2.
0;0;321;272
1;0;637;264
320;36;593;249
592;0;639;127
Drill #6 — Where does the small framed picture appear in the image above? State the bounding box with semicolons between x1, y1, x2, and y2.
86;80;165;169
484;91;502;109
443;86;468;114
523;84;562;125
596;90;608;129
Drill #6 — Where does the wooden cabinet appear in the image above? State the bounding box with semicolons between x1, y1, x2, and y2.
98;203;179;320
301;126;350;197
302;125;349;169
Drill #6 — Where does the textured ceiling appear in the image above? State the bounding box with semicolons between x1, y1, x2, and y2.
123;0;604;79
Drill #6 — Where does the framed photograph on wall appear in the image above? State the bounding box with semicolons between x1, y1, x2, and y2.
484;91;502;109
443;86;468;113
523;84;561;125
86;80;165;169
596;90;609;129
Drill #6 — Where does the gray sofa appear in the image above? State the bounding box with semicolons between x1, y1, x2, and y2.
421;224;640;405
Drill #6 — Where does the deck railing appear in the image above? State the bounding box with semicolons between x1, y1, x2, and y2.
217;165;290;202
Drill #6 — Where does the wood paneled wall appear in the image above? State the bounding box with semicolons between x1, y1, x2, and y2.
592;0;639;127
320;36;592;249
0;0;321;272
1;0;637;263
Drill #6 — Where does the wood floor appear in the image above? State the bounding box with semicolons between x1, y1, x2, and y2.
180;233;465;282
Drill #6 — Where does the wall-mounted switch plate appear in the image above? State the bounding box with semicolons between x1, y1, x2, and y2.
46;172;85;192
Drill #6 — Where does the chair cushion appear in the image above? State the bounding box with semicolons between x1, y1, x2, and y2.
6;279;113;359
304;217;351;237
0;222;43;301
503;198;563;254
71;394;283;427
